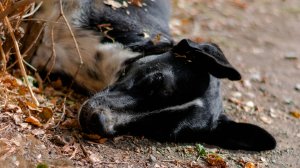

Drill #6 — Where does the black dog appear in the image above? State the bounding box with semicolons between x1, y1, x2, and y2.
78;39;276;151
30;0;276;151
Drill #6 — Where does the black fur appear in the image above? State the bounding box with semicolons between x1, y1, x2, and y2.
81;0;173;54
79;39;276;151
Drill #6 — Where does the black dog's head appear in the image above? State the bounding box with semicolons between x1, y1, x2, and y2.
79;39;276;151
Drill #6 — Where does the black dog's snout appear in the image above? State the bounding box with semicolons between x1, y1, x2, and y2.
89;112;113;136
79;101;115;136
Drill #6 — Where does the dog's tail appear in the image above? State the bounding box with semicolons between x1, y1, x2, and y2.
201;115;276;151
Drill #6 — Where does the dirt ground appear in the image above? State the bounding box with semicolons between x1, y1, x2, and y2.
1;0;300;167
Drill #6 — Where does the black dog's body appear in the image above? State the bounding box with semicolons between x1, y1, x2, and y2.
79;40;276;151
31;0;276;151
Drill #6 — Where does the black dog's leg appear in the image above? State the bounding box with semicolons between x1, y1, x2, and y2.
118;107;276;151
175;114;276;151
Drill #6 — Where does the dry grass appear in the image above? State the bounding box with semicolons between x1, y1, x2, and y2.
0;0;43;106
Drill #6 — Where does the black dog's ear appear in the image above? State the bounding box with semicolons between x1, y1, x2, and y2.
205;116;277;151
172;39;241;80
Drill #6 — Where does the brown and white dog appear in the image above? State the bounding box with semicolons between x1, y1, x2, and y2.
30;0;276;151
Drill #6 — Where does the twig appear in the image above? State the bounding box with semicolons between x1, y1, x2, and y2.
58;0;83;78
0;0;34;20
0;43;6;71
0;2;39;106
53;97;67;129
34;72;43;92
99;162;129;164
43;24;57;81
74;133;89;158
22;1;43;19
69;144;78;159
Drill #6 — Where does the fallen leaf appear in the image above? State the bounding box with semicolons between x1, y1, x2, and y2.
205;154;227;168
2;77;19;88
39;107;53;122
231;0;248;9
18;85;28;95
26;101;38;110
244;162;256;168
51;78;63;89
129;0;143;7
290;111;300;119
83;133;102;141
99;138;108;144
25;116;43;127
61;118;80;129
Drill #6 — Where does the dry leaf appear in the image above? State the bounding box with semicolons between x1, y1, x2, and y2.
18;85;28;95
290;110;300;119
51;78;63;89
244;162;256;168
231;0;248;9
25;116;43;127
83;133;102;141
39;107;53;122
151;34;161;45
205;154;227;168
26;101;38;110
61;118;80;129
99;138;108;144
2;77;19;88
129;0;143;7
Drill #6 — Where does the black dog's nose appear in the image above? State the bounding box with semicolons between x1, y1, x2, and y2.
79;101;115;136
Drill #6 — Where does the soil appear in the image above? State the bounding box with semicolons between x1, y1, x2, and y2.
1;0;300;167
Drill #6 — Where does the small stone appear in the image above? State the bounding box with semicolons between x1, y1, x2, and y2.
260;157;267;162
295;84;300;91
31;129;45;136
245;92;256;99
245;101;255;108
269;108;278;118
149;155;157;162
283;98;294;105
260;116;273;124
284;51;298;60
250;72;262;82
243;79;252;88
232;92;242;98
37;154;42;159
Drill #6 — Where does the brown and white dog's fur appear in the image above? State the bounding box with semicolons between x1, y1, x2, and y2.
29;0;276;151
31;0;144;92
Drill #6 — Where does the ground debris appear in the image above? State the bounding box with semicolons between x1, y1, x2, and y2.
290;110;300;119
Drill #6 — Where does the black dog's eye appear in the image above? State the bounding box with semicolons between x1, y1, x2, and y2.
142;72;174;98
161;90;171;97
